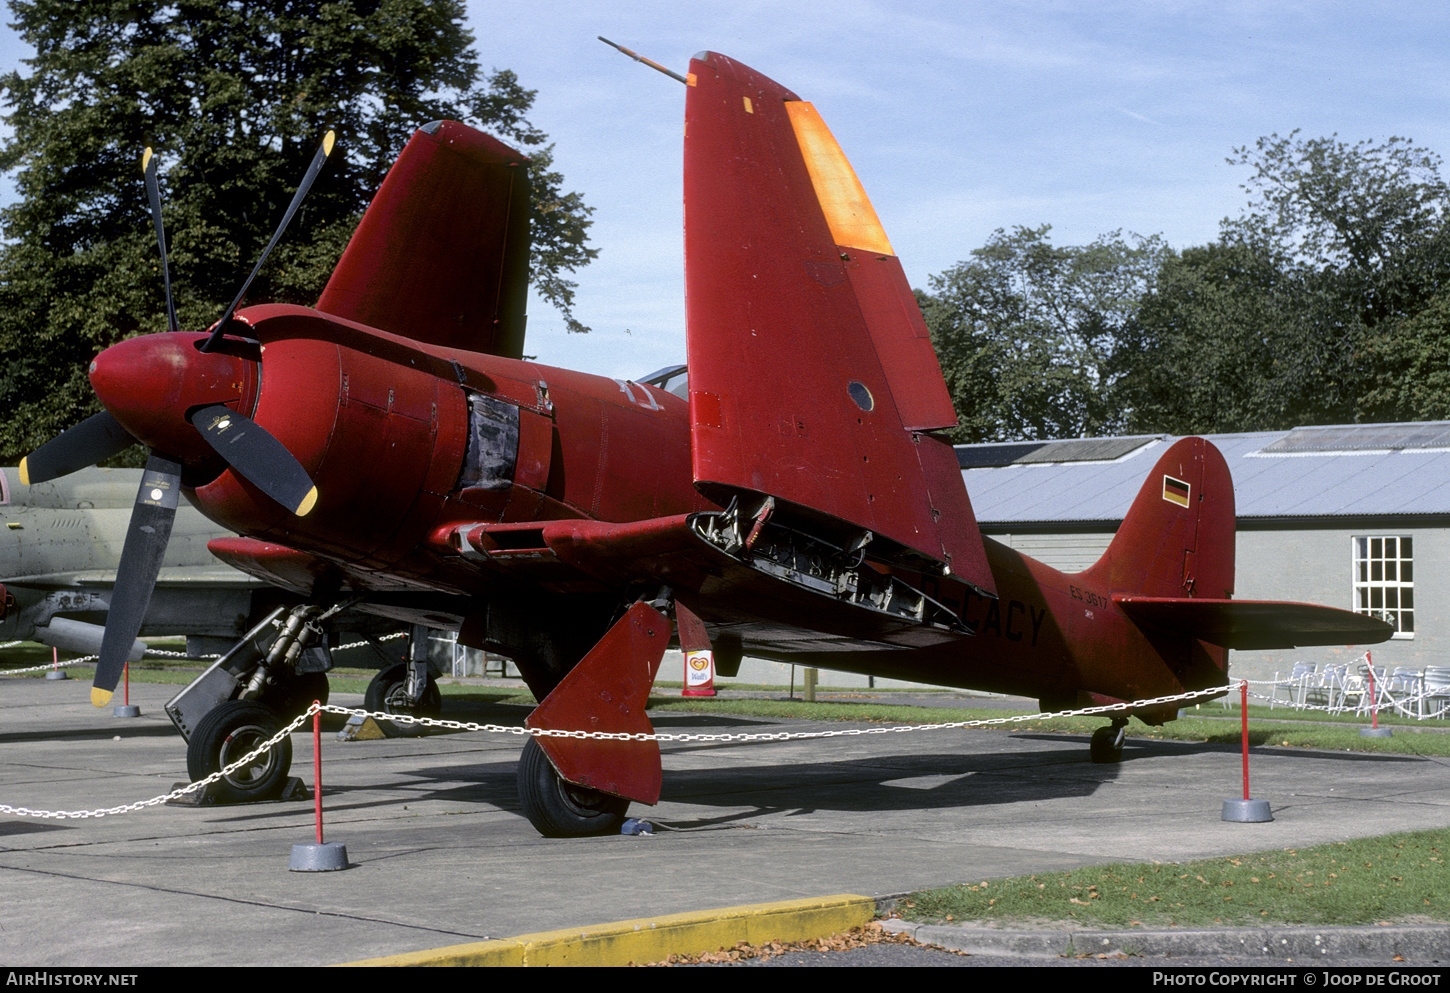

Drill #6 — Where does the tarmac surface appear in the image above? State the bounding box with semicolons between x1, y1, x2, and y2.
1;673;1448;968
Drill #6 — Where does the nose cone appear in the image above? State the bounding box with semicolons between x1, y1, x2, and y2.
89;333;259;457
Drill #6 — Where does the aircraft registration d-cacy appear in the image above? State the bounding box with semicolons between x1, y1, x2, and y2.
21;47;1392;837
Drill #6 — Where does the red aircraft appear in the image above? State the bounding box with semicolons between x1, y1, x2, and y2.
23;51;1391;835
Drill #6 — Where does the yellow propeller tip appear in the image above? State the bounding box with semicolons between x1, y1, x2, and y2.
322;131;336;156
91;687;113;708
18;458;29;487
295;487;319;517
142;147;154;172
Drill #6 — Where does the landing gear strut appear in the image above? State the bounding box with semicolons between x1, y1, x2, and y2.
1090;719;1128;764
172;603;343;801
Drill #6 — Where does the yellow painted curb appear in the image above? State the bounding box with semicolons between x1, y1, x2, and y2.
339;894;877;967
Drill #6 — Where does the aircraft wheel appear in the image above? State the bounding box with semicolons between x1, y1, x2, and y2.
187;701;293;803
364;664;441;737
1090;725;1124;764
517;736;628;837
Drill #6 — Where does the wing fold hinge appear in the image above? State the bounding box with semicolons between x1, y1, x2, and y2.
690;501;970;634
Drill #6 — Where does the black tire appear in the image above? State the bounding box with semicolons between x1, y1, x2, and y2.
263;670;330;720
187;701;293;803
364;664;441;737
1090;725;1124;764
517;736;629;838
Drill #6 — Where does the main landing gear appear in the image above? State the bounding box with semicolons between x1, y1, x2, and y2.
1090;719;1128;764
517;737;630;837
514;598;675;837
186;700;294;803
168;605;428;802
364;661;442;737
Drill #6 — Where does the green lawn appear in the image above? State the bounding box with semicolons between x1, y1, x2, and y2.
899;829;1448;929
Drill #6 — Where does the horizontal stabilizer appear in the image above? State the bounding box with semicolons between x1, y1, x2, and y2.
1115;595;1395;650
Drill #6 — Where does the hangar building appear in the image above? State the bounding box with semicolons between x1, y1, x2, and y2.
958;423;1450;684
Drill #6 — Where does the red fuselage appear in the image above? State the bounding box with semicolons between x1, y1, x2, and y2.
88;305;1224;715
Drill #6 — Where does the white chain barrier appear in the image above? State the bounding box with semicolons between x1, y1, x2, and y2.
0;630;410;677
0;683;1238;821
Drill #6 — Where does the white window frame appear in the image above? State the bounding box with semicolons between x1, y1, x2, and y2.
1352;535;1414;639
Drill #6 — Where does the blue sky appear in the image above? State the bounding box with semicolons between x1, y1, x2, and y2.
4;1;1449;379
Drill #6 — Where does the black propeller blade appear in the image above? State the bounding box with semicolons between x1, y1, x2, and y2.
92;453;182;706
19;411;137;486
142;147;179;336
201;130;336;352
25;135;334;706
190;404;318;516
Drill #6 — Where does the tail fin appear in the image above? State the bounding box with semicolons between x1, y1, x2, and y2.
1090;437;1394;650
316;121;531;358
1083;437;1235;601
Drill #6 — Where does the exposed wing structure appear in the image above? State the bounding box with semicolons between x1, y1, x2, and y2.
682;53;993;594
316;121;531;357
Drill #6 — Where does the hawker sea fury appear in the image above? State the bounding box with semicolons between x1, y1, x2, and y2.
23;49;1392;835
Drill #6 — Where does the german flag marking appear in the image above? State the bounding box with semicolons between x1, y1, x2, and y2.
1162;475;1190;508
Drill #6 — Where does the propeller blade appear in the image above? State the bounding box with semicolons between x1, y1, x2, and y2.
20;411;137;486
93;453;183;706
142;148;179;335
201;130;336;352
189;404;318;516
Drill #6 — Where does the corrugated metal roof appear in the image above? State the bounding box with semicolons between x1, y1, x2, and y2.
958;424;1450;525
955;436;1160;467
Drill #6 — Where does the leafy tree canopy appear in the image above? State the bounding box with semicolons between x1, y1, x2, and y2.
919;224;1171;442
1113;241;1313;435
923;132;1450;441
0;0;597;460
1226;131;1449;276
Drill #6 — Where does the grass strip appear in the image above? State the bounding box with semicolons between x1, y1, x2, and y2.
899;829;1449;929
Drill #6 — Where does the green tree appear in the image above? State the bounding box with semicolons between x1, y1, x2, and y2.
1359;291;1450;420
920;225;1171;442
1117;132;1450;435
1225;131;1450;321
1113;241;1311;434
0;0;596;460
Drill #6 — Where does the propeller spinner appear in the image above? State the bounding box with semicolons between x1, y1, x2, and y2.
25;135;332;705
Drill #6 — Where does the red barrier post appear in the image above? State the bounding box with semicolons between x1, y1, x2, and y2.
313;701;323;845
1361;650;1393;738
1241;680;1250;800
1223;679;1272;821
288;700;348;871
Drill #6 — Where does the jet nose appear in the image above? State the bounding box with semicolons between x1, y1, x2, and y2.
89;332;259;458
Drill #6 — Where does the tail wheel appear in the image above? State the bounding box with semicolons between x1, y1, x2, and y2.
517;737;629;837
1090;724;1126;764
187;700;293;803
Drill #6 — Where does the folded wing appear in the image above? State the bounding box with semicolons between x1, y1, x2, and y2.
683;52;993;594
